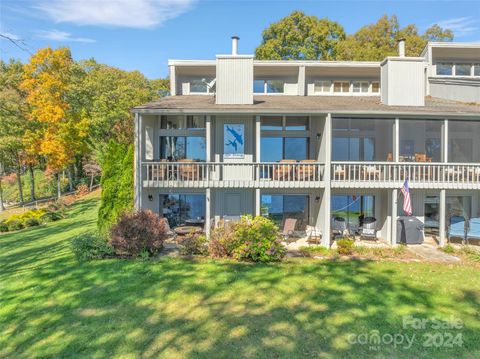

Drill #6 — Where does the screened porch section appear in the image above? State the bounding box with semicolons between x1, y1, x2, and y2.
332;118;394;162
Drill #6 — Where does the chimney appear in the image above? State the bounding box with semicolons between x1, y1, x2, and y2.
398;38;406;57
231;35;239;55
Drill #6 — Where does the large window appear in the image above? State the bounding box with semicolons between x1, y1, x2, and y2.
332;195;375;228
160;136;206;161
190;78;215;94
475;64;480;76
399;120;442;162
436;63;453;76
447;196;472;220
261;137;308;161
160;194;205;228
449;120;480;163
332;118;393;161
261;194;309;229
254;79;285;94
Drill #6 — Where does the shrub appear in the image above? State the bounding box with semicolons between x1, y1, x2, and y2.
97;140;134;235
178;233;208;256
232;216;286;262
25;217;40;227
42;211;63;222
0;221;9;233
336;238;355;255
109;210;167;257
71;232;113;261
8;220;24;231
208;223;243;258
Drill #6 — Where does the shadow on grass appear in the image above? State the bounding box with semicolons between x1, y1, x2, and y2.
1;196;479;358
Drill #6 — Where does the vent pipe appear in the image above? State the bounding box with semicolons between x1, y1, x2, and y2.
398;38;406;57
231;36;239;55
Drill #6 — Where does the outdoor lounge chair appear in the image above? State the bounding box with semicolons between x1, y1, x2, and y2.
333;165;346;180
360;216;377;240
296;160;317;181
467;217;480;244
447;216;467;243
362;165;381;180
274;160;296;180
282;218;297;243
178;159;201;180
331;216;347;239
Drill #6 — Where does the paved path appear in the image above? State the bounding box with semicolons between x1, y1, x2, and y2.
407;243;460;263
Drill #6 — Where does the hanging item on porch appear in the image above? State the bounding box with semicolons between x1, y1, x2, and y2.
224;124;245;159
401;178;413;216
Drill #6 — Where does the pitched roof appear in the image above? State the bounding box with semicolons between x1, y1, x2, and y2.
133;95;480;117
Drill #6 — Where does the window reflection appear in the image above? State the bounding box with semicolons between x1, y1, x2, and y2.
160;194;205;228
261;194;309;229
160;136;206;161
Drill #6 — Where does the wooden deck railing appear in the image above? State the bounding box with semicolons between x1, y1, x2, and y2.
331;162;480;186
142;162;325;187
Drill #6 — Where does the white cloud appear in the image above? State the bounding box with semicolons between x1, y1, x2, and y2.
37;29;96;43
36;0;195;29
435;17;478;37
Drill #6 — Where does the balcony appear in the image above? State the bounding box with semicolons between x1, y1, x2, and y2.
331;162;480;189
142;162;325;188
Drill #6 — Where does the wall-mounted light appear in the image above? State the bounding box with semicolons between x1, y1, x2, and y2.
148;194;153;202
315;196;321;203
316;133;322;140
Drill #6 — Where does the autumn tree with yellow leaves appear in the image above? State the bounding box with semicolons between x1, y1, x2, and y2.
21;47;89;197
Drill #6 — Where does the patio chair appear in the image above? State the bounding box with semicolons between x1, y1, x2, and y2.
178;159;201;180
360;217;377;241
282;218;297;243
467;217;480;244
151;159;168;181
447;216;467;243
306;225;322;245
333;164;346;180
445;167;465;181
296;160;317;181
274;160;296;181
362;165;381;180
414;153;427;162
331;216;348;239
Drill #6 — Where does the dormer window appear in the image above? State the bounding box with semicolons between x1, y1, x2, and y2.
436;63;453;76
333;81;350;93
314;80;331;93
254;79;285;94
190;78;215;94
352;81;369;93
455;64;471;76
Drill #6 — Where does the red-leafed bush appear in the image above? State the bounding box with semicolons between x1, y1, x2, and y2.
109;210;168;257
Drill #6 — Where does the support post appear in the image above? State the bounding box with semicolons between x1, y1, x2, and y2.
255;188;261;216
322;113;332;247
134;113;142;210
394;118;400;162
443;119;449;163
205;188;211;238
391;188;398;245
439;189;446;246
206;115;211;162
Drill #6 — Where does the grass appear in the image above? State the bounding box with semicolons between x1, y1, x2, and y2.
1;194;480;358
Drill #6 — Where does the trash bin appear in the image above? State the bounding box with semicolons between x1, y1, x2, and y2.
397;216;424;244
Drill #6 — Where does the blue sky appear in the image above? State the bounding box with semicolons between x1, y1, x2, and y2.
1;0;479;79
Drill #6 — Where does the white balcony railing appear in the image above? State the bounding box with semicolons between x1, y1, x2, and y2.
142;162;325;188
331;162;480;188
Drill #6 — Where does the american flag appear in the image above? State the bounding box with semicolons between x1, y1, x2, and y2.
401;178;412;216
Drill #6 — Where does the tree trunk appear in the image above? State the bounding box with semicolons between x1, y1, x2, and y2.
28;164;36;201
16;165;24;205
57;173;61;198
68;165;74;192
90;174;94;192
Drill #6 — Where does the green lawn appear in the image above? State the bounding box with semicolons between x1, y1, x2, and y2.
1;195;479;358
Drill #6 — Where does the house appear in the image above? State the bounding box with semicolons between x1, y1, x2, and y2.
132;37;480;246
